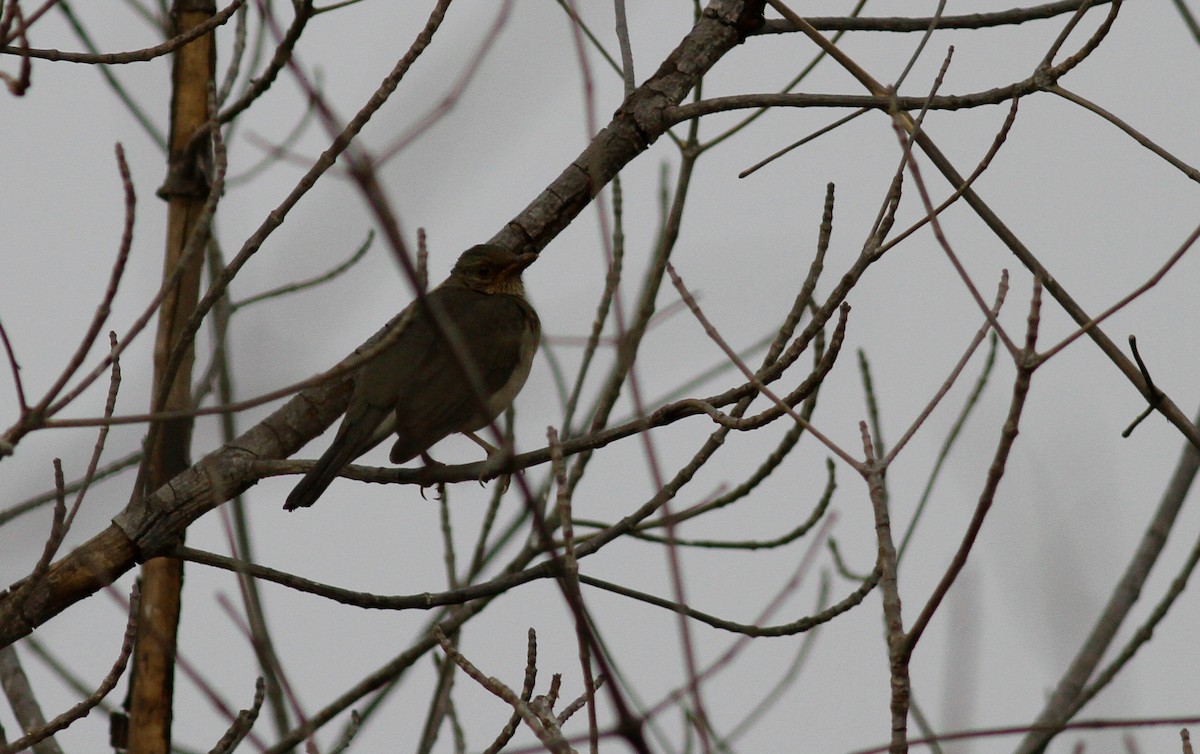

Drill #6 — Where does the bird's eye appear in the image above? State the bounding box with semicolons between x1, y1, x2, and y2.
476;264;492;277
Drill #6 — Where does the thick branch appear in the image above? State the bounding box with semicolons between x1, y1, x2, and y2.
0;0;766;651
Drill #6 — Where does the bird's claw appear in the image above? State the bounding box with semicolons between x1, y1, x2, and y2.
418;453;447;499
475;443;513;492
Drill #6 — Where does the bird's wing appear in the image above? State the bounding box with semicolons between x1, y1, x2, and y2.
283;398;393;510
388;287;536;463
284;302;421;509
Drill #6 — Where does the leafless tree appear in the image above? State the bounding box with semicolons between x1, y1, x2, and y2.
2;1;1199;752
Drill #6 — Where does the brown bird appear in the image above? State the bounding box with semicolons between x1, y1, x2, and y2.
284;244;540;510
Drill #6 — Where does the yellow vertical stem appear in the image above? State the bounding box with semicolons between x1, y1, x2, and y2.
125;2;215;752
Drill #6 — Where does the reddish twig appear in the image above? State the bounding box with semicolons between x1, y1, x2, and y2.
0;585;140;754
904;280;1042;663
0;0;243;63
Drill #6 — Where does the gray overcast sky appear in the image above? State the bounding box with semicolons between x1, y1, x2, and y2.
2;1;1199;752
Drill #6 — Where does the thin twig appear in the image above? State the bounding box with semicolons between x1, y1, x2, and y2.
1050;84;1200;183
575;458;834;550
1035;222;1200;364
720;572;831;744
859;421;908;753
904;280;1042;662
0;585;140;754
578;565;878;638
0;644;65;754
0;316;26;414
1016;403;1200;754
549;427;599;753
613;0;635;94
885;96;1018;357
755;1;1115;35
3;0;243;64
232;230;373;310
205;235;293;741
208;677;265;754
16;143;135;433
884;275;1008;465
1121;335;1163;438
642;514;840;722
54;2;166;148
667;263;860;469
852;715;1200;754
481;628;540;754
897;332;1000;561
709;0;869;154
1068;522;1200;720
206;0;314;132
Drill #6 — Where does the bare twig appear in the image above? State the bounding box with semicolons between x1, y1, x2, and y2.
853;715;1200;754
883;274;1008;466
1172;0;1200;44
0;585;139;754
578;462;832;550
667;262;859;468
0;316;26;414
1121;336;1163;438
885;97;1018;357
578;566;873;633
552;0;623;78
12;462;68;613
0;644;65;754
0;0;30;95
613;0;635;94
860;421;908;753
216;0;314;120
1067;522;1200;721
324;710;362;754
738;107;870;178
208;677;265;754
232;230;373;310
2;0;242;64
1015;405;1200;754
433;626;578;754
549;427;600;753
642;514;841;722
720;572;831;744
710;0;869;153
756;1;1114;35
481;628;540;754
1036;223;1200;364
54;2;165;147
904;281;1042;663
769;0;1200;452
2;144;135;452
897;332;1000;561
1050;84;1200;183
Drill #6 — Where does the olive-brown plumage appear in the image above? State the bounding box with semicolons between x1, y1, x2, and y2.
284;245;540;510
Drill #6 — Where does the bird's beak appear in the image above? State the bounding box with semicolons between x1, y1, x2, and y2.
498;252;538;282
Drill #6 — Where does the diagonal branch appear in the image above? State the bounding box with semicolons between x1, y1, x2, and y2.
0;0;769;651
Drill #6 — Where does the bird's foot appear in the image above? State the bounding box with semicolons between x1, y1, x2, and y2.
417;452;446;500
491;472;512;494
466;432;514;490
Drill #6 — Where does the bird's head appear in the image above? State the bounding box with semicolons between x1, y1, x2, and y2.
451;244;538;296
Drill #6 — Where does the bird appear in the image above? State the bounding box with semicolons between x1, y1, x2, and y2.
284;244;540;510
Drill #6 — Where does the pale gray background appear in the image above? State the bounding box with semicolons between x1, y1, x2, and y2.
2;1;1199;752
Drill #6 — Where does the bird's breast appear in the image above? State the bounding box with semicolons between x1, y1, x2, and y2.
462;299;540;431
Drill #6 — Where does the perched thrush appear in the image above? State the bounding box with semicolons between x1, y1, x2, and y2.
284;244;540;510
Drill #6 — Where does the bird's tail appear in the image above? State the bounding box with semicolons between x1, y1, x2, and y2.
284;440;358;510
